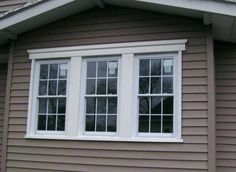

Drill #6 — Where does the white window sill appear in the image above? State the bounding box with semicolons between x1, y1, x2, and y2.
25;135;183;143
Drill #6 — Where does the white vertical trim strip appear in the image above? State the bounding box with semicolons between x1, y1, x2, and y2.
120;53;134;138
67;57;81;137
177;51;182;140
26;59;35;136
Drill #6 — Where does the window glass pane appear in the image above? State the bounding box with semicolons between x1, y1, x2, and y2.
163;116;173;133
86;79;95;95
151;77;161;94
139;77;149;94
37;115;46;130
107;115;116;132
163;59;173;75
139;97;149;114
86;115;95;131
108;97;117;114
163;77;173;94
139;115;149;132
151;97;161;114
97;79;106;94
86;97;96;114
96;115;106;131
108;61;118;77
48;80;57;95
97;97;106;114
59;64;67;79
151;115;161;132
163;96;173;114
140;59;149;76
108;78;117;94
58;80;67;95
57;115;65;131
49;64;58;79
40;64;48;79
87;62;96;77
38;98;47;114
37;62;68;132
48;98;57;114
151;59;161;76
58;98;66;114
84;59;118;134
47;115;56;130
98;61;107;77
38;81;47;95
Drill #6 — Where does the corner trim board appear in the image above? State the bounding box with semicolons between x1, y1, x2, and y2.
1;41;14;172
207;27;216;172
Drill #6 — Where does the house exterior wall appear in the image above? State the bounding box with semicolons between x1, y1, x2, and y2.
5;6;209;172
215;41;236;172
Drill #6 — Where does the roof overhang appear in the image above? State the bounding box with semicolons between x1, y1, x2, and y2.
0;0;236;44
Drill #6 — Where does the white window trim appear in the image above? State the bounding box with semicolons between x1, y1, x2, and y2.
133;53;182;140
27;59;70;136
26;39;186;142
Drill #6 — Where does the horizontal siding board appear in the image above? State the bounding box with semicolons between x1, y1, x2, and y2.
7;146;207;160
7;138;208;152
18;24;206;44
14;31;207;51
6;161;208;172
6;153;208;169
7;6;208;172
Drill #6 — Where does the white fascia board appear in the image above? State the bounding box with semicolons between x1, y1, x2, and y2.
136;0;236;17
0;0;76;30
28;39;187;59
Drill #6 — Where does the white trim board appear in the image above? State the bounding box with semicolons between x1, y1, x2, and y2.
28;39;187;59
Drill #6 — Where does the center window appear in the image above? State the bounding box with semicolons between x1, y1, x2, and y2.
137;54;174;136
84;58;119;134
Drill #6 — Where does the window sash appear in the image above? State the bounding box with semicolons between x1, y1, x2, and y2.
34;60;69;134
134;53;178;138
81;57;120;136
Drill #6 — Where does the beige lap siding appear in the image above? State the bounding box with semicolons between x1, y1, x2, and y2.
215;41;236;172
7;6;208;172
0;63;7;172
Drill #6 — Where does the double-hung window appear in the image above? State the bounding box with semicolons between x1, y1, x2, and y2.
27;39;186;142
83;58;119;135
32;61;68;134
136;54;175;137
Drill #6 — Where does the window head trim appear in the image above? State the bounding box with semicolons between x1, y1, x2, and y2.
28;39;187;60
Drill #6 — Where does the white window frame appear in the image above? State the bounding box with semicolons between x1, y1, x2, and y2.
27;59;70;136
79;56;121;137
133;53;181;140
26;39;186;142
